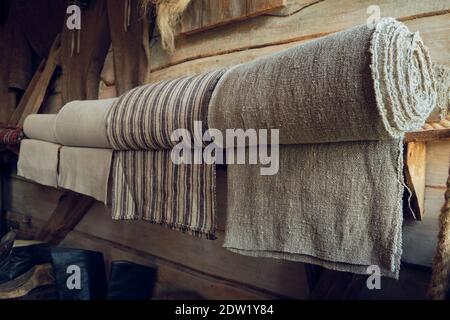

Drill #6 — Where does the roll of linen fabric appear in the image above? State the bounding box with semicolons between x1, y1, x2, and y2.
23;114;58;143
209;18;436;144
54;98;117;148
208;18;437;278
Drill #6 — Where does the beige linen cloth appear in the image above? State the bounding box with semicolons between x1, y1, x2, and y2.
209;19;436;278
17;139;60;188
55;98;116;148
58;147;113;203
19;98;117;201
23;114;58;143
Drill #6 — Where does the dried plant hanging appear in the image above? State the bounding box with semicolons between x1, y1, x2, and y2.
141;0;191;53
428;165;450;300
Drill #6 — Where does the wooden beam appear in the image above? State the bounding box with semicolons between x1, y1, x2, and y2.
35;191;95;246
8;34;61;127
405;128;450;143
179;0;285;35
404;142;427;220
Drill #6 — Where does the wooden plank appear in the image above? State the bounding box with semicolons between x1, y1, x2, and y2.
405;142;427;220
7;210;283;299
404;128;450;143
426;139;450;187
309;269;367;300
6;211;42;240
4;174;309;299
149;0;450;72
61;230;281;299
405;12;450;65
35;191;95;245
246;0;285;14
5;175;63;221
403;186;446;267
74;203;309;298
403;139;449;267
8;35;61;126
149;13;449;83
179;0;285;35
180;0;203;34
267;0;319;16
202;0;246;31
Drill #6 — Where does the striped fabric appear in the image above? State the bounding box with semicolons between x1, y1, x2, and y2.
107;69;225;239
107;69;225;150
112;150;216;239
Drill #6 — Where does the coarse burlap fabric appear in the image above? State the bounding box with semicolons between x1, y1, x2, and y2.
58;147;113;203
210;19;435;145
209;19;436;278
55;98;117;148
17;139;60;188
428;63;450;122
23;114;58;143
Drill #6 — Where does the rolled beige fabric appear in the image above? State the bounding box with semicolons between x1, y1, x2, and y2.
23;114;58;143
209;18;436;144
427;63;450;122
209;18;436;279
55;98;117;148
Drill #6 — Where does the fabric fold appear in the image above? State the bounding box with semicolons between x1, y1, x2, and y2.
17;139;60;188
58;147;113;203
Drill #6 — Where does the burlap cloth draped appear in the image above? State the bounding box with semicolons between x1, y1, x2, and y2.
209;18;436;278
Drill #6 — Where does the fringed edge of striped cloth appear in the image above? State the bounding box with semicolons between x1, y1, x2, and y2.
112;150;217;239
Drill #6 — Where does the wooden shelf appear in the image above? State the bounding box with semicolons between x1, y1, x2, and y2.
405;128;450;143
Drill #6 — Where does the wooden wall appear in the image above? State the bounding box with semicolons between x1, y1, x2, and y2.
5;0;450;299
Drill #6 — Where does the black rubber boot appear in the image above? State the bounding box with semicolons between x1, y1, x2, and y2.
107;261;157;300
0;230;16;262
50;248;107;300
0;243;51;285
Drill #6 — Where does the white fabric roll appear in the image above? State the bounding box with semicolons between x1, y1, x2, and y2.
23;114;58;143
55;98;117;148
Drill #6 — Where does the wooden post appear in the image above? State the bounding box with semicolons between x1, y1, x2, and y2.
404;141;427;220
8;34;61;127
35;191;95;246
